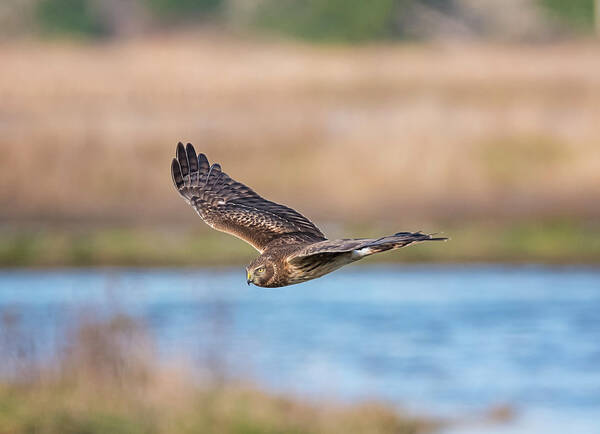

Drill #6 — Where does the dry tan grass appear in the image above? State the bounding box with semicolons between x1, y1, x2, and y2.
1;34;600;225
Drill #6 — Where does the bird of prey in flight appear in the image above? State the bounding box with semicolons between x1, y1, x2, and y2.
171;143;446;287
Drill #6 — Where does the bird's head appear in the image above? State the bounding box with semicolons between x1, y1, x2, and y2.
246;259;275;287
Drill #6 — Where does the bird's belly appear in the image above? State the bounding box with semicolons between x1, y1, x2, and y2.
287;254;354;285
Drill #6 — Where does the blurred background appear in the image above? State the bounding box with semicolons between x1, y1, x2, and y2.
1;1;599;433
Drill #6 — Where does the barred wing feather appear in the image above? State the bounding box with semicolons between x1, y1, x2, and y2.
171;143;325;252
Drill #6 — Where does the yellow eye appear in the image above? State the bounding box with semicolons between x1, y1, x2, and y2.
256;266;266;274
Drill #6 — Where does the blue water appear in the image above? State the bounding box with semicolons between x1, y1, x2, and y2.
1;266;599;433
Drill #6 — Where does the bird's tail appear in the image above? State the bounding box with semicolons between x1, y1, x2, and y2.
352;231;447;259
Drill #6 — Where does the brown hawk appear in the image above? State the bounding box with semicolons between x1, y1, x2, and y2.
171;143;446;287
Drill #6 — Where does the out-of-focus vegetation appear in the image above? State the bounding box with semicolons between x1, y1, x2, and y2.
0;310;439;434
541;0;596;30
0;0;596;40
253;0;398;42
36;0;108;36
145;0;222;17
1;37;600;266
1;3;599;267
2;221;599;267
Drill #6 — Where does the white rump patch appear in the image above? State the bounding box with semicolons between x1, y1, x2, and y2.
217;200;226;205
351;247;374;260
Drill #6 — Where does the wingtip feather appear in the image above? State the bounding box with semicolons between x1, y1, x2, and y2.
186;143;198;173
197;153;210;175
171;158;184;189
176;142;189;177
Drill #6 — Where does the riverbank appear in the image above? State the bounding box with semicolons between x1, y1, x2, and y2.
0;311;438;434
2;220;598;267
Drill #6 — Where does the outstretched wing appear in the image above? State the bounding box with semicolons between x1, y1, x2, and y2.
171;142;325;252
288;232;446;267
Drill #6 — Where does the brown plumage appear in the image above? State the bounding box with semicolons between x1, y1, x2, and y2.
171;142;447;288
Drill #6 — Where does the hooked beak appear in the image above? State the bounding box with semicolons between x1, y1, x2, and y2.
246;271;252;286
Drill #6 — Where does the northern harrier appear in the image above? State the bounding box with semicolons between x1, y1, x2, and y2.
171;143;446;287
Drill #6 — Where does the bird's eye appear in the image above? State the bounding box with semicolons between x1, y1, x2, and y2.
256;267;266;274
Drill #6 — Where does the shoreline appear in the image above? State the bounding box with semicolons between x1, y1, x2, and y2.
2;221;598;267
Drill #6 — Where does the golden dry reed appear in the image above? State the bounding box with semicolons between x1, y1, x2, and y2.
1;35;599;226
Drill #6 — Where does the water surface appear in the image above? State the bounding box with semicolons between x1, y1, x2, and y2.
1;266;599;433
